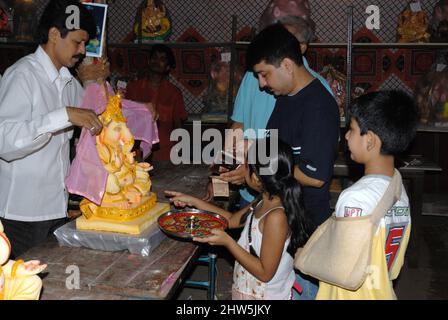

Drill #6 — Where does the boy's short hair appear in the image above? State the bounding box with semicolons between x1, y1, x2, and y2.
37;0;96;44
348;90;419;155
246;23;303;71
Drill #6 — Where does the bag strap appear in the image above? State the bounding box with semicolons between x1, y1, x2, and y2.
369;169;403;227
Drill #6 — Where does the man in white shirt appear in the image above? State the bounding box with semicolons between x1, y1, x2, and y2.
0;0;102;258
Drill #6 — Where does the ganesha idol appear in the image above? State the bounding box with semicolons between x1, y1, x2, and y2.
1;221;47;300
65;83;169;235
80;94;156;220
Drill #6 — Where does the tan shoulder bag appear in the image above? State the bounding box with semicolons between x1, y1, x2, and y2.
294;169;402;291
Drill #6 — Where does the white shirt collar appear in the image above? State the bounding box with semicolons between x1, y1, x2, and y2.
35;46;73;84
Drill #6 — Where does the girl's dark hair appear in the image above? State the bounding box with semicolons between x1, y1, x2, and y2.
37;0;96;44
244;138;310;257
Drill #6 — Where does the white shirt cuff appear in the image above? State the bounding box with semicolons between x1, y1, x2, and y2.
38;107;71;135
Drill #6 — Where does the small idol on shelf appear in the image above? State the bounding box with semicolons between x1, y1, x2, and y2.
201;52;243;122
134;0;171;41
320;65;347;117
429;0;448;42
12;0;37;41
397;2;431;43
415;67;448;124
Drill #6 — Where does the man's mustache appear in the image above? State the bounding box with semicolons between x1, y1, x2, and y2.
72;54;85;60
262;87;274;94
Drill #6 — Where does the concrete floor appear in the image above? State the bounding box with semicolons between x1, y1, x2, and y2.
174;213;448;300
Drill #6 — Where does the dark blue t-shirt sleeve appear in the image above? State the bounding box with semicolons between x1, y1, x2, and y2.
295;99;340;183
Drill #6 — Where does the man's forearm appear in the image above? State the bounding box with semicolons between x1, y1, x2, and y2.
294;166;325;188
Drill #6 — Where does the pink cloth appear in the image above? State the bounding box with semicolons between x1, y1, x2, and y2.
65;82;159;205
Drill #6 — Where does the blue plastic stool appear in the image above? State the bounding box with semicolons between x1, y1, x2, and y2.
184;253;217;300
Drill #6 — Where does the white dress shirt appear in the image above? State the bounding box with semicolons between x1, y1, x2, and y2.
0;46;84;222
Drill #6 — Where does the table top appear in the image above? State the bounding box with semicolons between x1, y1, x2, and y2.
21;237;199;300
20;163;211;300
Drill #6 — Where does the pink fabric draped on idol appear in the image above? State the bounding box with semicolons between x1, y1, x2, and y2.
65;82;159;205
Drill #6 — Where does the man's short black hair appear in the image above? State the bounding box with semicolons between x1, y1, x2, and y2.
348;90;419;155
150;44;176;69
246;23;303;71
37;0;96;44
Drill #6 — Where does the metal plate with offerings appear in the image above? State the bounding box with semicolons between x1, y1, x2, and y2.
158;209;228;239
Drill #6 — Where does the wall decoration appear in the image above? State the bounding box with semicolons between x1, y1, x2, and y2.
174;27;211;97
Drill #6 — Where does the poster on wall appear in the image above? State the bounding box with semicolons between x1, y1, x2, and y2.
83;2;108;58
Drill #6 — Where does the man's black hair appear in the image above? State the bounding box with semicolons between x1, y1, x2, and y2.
150;44;176;70
348;90;419;155
37;0;96;44
246;23;303;71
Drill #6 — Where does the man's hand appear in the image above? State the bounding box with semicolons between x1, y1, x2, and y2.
146;102;159;121
77;58;110;85
218;165;246;185
66;107;103;136
202;181;214;202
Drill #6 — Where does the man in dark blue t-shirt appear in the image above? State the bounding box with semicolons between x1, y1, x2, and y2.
247;23;340;231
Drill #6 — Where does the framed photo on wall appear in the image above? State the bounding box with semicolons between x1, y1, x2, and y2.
83;2;108;58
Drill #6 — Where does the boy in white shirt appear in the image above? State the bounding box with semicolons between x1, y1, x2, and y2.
316;90;418;299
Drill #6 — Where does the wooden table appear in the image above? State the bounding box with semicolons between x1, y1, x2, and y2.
20;163;211;300
21;237;200;300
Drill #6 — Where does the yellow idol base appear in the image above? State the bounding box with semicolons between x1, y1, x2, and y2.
76;202;170;235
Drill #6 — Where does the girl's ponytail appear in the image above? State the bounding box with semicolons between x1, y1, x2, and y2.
248;138;311;257
279;176;310;257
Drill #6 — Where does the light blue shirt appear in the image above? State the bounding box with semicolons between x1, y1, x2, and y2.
231;57;335;202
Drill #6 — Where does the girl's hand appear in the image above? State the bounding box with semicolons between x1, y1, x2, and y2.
193;229;233;247
164;190;199;208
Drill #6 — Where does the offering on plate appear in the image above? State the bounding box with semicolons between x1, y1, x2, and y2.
158;209;228;239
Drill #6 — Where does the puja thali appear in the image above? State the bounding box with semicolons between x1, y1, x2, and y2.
158;209;228;239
